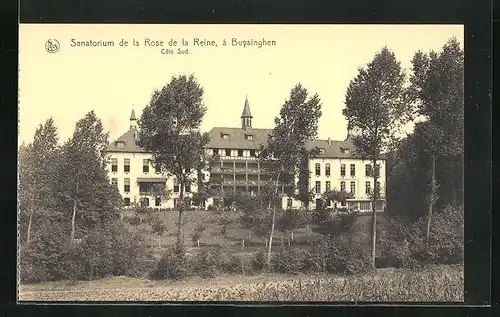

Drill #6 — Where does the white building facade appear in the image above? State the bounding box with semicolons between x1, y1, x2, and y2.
106;110;202;209
106;104;386;212
281;137;386;212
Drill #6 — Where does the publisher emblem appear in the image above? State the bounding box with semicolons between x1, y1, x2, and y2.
45;39;60;53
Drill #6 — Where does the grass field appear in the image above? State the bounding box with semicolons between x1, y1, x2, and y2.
19;264;463;302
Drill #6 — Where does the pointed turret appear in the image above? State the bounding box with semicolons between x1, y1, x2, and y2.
130;108;137;129
241;95;253;129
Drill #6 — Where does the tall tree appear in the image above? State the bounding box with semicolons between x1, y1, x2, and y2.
259;83;322;263
295;148;317;209
18;118;61;245
138;74;210;243
343;47;408;268
408;38;464;238
385;132;429;220
59;111;121;241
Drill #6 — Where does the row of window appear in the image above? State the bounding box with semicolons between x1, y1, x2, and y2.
221;133;253;141
314;180;381;195
110;158;160;174
214;148;257;158
123;197;162;207
111;178;191;193
314;163;381;177
123;197;188;208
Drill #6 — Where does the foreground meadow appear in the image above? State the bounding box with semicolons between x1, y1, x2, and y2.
19;264;463;302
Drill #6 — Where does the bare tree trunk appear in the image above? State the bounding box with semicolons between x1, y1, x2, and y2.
291;230;294;241
70;181;79;242
177;182;185;244
26;207;34;245
426;155;438;239
267;170;281;264
371;160;377;269
158;235;161;247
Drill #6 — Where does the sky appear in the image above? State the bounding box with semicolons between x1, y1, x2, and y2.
18;24;463;145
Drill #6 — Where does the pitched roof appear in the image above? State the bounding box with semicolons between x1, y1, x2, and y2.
206;127;272;150
206;126;362;158
106;127;146;153
130;109;137;120
241;96;252;117
106;125;378;160
306;137;356;159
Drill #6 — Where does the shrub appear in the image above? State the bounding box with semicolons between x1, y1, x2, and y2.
378;238;418;269
303;236;331;273
206;205;214;211
312;208;329;225
126;215;141;226
273;246;306;274
65;224;155;280
19;221;70;283
334;235;372;275
191;223;206;246
327;211;358;233
192;246;223;278
305;234;372;275
221;252;247;275
111;226;156;277
410;204;464;265
377;217;419;269
20;221;155;283
151;242;190;280
251;250;269;273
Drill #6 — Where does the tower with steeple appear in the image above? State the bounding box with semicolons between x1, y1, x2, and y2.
130;108;137;129
241;95;252;129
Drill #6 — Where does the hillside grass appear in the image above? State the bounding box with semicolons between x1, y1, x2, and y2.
130;209;385;257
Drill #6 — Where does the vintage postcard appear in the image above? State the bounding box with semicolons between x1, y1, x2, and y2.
18;24;464;302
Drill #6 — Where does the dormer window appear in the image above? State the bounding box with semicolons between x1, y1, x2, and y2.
341;148;350;155
221;133;229;140
246;134;253;141
117;141;125;148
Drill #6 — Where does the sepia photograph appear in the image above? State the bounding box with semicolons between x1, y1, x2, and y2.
17;24;464;302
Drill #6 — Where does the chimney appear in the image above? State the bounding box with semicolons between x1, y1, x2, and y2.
328;137;332;146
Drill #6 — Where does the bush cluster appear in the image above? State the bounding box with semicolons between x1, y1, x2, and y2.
20;204;464;284
151;242;191;280
192;246;223;278
377;204;464;268
273;247;307;274
305;234;372;275
20;222;155;283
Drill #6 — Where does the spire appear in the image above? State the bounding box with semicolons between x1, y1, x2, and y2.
241;95;252;129
130;108;137;129
241;95;252;118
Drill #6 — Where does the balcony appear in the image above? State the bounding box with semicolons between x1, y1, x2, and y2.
210;167;263;174
220;156;258;161
222;180;265;186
